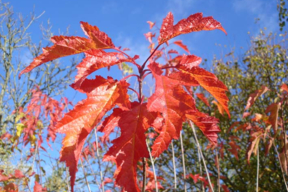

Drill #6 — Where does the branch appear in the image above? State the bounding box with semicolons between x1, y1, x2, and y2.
189;120;214;192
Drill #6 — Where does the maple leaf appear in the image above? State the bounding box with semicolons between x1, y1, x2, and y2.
34;181;47;192
0;170;9;181
196;93;210;107
55;76;130;192
173;40;190;54
103;102;157;192
167;71;199;86
187;173;201;183
101;178;113;188
13;170;24;179
175;54;202;69
71;50;132;88
247;130;263;164
265;138;274;156
242;112;251;119
178;65;230;117
244;85;269;111
228;139;241;160
147;21;155;29
144;32;156;44
265;102;281;132
144;166;164;191
80;21;114;48
186;110;220;145
168;49;179;54
19;22;115;77
97;108;122;142
252;113;263;122
158;12;226;45
222;185;230;192
3;183;18;192
147;62;196;157
212;100;224;116
281;83;288;93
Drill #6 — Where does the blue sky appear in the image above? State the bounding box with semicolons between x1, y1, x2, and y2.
8;0;282;103
10;0;280;65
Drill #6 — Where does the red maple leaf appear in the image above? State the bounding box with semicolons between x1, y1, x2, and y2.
55;76;130;192
196;93;210;107
244;85;269;111
147;62;196;157
103;102;158;192
173;40;190;54
186;110;220;144
178;65;230;117
19;22;114;77
158;12;226;45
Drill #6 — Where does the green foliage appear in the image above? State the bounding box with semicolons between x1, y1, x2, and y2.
278;0;288;31
44;166;69;192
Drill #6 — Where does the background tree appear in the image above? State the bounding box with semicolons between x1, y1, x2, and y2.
278;0;288;31
153;29;288;191
0;1;77;191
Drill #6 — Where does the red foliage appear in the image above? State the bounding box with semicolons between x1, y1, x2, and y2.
19;12;228;192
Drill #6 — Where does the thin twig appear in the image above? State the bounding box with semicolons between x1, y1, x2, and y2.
180;132;187;192
94;129;105;192
142;158;146;192
146;140;159;192
86;155;103;191
198;146;204;192
216;151;220;192
189;120;214;192
171;140;177;190
273;142;288;191
256;147;259;192
80;158;92;192
141;44;161;71
66;167;71;192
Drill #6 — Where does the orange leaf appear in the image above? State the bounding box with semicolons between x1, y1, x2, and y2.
196;93;210;107
19;22;115;77
175;54;202;69
244;85;269;111
147;21;155;29
97;108;122;142
228;139;241;160
55;76;130;192
173;40;190;54
158;12;226;44
71;50;132;88
281;84;288;93
167;71;199;86
179;65;230;117
147;62;196;157
265;102;281;132
80;21;114;48
212;100;224;116
186;110;220;145
252;113;263;122
247;131;262;164
0;171;9;182
34;181;47;192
